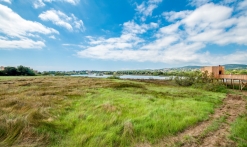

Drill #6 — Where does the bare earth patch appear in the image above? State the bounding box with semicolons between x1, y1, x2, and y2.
147;94;246;147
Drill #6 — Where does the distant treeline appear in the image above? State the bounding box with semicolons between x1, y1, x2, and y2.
225;69;247;75
104;70;199;76
0;65;36;76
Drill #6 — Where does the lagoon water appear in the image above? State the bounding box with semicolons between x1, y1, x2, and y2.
72;74;172;80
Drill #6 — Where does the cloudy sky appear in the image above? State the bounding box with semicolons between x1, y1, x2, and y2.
0;0;247;71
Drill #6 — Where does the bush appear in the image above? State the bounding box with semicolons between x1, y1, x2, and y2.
107;75;120;79
174;76;195;86
174;71;227;93
192;82;228;93
0;65;36;76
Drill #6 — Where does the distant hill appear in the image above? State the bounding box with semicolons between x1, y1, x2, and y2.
174;64;247;70
223;64;247;69
176;66;202;69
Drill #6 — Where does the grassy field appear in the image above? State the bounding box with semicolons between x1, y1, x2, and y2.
0;76;226;146
0;76;44;81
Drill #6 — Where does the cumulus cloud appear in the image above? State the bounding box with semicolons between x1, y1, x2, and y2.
0;4;58;49
0;0;11;4
76;2;247;65
237;0;247;10
0;38;45;49
189;0;211;7
39;9;85;32
33;0;80;8
135;0;163;21
163;11;192;22
33;0;45;8
123;21;158;35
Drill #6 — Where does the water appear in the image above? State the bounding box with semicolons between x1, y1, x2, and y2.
71;74;172;80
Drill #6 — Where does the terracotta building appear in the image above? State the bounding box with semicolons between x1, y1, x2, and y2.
201;65;225;78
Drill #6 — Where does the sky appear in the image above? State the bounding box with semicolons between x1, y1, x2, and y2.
0;0;247;71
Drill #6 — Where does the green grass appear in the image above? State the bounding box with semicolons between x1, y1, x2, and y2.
230;114;247;147
0;77;226;146
230;94;247;147
0;76;43;81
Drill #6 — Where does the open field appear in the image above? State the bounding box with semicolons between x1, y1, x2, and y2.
0;76;246;147
0;76;44;81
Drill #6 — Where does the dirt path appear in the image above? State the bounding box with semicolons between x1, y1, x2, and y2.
151;94;246;147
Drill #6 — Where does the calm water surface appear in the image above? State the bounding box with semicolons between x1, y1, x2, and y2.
72;74;172;80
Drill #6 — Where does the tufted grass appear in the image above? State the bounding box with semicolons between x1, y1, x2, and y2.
0;77;225;146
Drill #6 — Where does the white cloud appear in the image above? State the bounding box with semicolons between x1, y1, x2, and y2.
237;0;247;10
0;4;58;49
39;10;85;32
189;0;211;7
33;0;45;8
135;0;163;21
49;35;56;39
123;21;158;35
157;23;180;35
183;4;233;28
163;11;192;22
62;43;85;48
33;0;80;8
76;2;247;65
0;0;11;4
47;0;80;5
220;0;237;5
0;38;45;49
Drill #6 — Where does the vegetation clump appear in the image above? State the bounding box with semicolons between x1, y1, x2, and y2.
0;65;36;76
174;71;228;93
107;74;120;79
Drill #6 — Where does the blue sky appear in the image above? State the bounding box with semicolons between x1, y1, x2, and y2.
0;0;247;71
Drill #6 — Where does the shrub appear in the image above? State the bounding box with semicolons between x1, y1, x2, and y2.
174;71;227;93
174;75;196;86
107;75;120;79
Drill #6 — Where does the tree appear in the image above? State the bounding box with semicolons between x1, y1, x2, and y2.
17;65;35;76
3;67;18;76
0;70;4;76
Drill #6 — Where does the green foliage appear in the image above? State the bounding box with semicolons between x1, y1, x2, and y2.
17;65;35;76
174;75;196;86
0;65;35;76
174;71;228;93
0;71;4;76
225;69;247;75
3;67;18;76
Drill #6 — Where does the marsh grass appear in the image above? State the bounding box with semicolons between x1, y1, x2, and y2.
0;77;226;146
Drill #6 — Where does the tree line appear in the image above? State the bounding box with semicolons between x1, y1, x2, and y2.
0;65;36;76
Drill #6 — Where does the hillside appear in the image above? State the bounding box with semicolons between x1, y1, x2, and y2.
223;64;247;69
176;64;247;70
